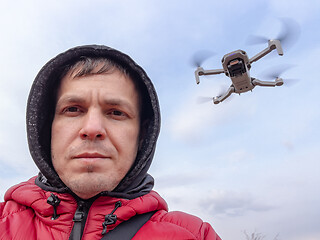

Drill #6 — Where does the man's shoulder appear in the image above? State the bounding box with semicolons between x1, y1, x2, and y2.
1;177;38;217
140;191;213;230
0;196;29;220
135;210;221;240
3;176;39;201
135;191;221;239
152;210;206;229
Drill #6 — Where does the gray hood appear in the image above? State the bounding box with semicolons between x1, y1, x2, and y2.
26;45;161;199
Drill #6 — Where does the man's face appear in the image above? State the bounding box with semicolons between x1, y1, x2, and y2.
51;67;140;199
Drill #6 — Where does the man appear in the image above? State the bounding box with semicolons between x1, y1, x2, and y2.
0;45;221;239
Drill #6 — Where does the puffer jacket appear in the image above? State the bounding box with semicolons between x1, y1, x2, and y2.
0;177;220;240
0;45;221;239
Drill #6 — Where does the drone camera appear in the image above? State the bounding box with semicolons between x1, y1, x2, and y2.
227;58;246;77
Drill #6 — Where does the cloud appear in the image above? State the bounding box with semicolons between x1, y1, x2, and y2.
201;190;275;217
269;0;320;23
154;171;210;190
154;179;270;219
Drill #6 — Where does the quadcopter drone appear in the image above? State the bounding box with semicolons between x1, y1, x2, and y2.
194;39;284;104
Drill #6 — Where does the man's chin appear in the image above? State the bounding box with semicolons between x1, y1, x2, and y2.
61;174;119;199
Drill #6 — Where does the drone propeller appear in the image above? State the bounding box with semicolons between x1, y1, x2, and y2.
277;17;300;48
196;96;214;104
196;84;231;104
246;35;269;45
246;18;300;50
190;50;215;68
261;64;299;86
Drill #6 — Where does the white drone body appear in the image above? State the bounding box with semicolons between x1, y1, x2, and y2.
195;39;284;104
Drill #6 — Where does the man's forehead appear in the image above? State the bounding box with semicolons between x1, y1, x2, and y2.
66;61;123;79
56;70;140;112
57;91;134;104
58;62;130;90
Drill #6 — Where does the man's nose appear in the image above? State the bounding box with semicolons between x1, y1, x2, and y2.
79;110;107;140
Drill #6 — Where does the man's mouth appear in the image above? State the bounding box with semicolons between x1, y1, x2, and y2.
73;152;111;167
73;152;110;159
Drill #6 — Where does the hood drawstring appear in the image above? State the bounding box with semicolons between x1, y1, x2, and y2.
101;201;122;235
47;193;61;220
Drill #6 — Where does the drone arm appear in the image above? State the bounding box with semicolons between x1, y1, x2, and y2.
195;67;225;84
213;86;235;104
249;40;283;64
252;77;284;87
201;68;225;75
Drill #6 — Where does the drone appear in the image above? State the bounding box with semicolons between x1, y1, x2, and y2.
194;39;284;104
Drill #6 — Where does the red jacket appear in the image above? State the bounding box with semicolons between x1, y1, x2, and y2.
0;177;221;240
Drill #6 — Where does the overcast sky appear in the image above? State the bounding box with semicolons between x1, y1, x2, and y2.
0;0;319;239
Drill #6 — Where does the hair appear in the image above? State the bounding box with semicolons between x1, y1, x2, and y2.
60;57;130;80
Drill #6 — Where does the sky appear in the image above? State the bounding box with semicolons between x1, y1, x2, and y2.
0;0;319;239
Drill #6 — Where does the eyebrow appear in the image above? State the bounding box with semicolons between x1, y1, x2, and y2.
56;95;86;108
56;94;137;115
103;98;134;110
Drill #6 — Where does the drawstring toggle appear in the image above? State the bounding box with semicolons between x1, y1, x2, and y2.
101;201;122;235
47;193;61;220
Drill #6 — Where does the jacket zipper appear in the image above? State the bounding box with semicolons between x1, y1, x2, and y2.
70;201;88;240
69;199;122;239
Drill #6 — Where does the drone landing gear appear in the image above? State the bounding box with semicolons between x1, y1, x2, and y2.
252;77;284;87
213;77;283;104
213;86;235;104
195;67;225;84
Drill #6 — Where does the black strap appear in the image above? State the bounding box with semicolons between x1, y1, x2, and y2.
101;211;155;240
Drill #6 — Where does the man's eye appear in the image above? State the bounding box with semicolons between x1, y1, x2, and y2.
61;106;82;115
107;110;127;119
65;106;80;112
112;110;123;116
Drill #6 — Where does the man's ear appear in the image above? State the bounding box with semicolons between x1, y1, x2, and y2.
139;119;149;150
